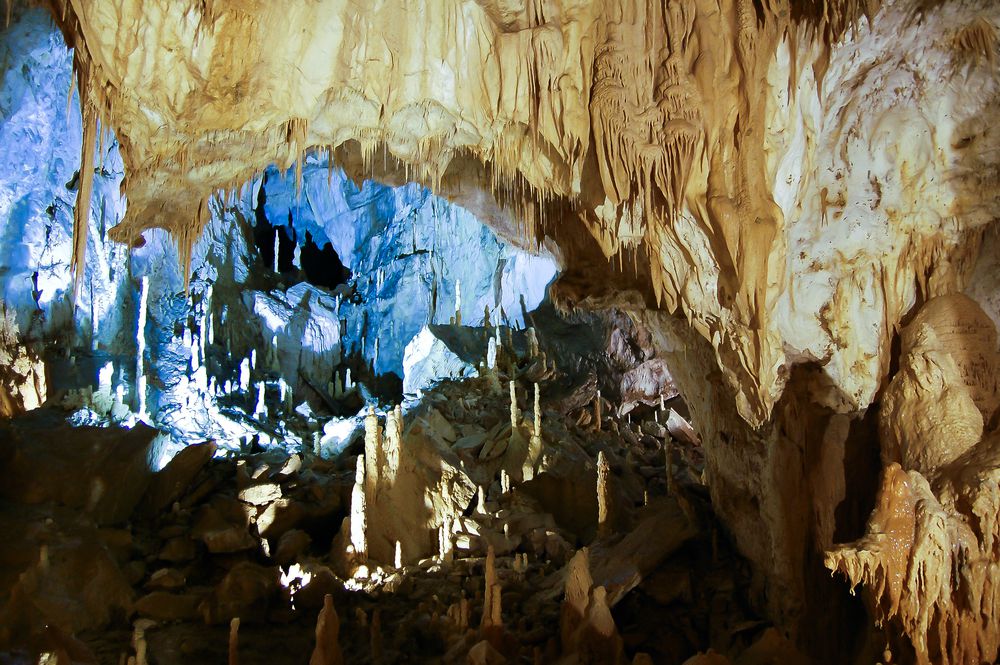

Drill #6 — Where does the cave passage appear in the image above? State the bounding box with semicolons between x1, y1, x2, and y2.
252;175;351;289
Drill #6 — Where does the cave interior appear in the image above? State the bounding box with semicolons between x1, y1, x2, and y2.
1;1;999;664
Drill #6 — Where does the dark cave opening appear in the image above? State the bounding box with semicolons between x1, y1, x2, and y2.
251;175;351;289
299;229;351;290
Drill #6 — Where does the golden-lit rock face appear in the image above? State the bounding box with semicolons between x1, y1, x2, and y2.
44;0;1000;658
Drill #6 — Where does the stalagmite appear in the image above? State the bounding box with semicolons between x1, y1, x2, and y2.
239;358;250;393
665;442;675;495
384;405;401;482
523;383;542;482
228;618;239;665
509;381;519;430
597;451;611;538
267;335;279;373
131;621;149;665
254;382;266;419
205;286;214;346
439;515;453;562
350;455;368;565
560;548;625;662
480;546;503;645
513;553;528;578
363;406;382;502
272;233;280;274
487;337;497;370
455;280;462;326
593;390;602;432
98;361;113;395
309;595;343;665
526;327;538;358
370;609;383;664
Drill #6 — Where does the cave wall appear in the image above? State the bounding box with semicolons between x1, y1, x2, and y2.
0;6;130;349
256;155;556;377
0;6;555;452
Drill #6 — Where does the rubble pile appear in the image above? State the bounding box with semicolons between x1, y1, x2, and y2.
0;327;801;664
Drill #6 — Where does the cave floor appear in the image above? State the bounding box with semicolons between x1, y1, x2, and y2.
0;360;803;664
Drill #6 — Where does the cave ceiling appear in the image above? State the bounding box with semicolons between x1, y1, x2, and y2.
45;0;1000;427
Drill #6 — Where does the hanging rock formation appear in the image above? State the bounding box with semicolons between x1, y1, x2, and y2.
826;294;1000;665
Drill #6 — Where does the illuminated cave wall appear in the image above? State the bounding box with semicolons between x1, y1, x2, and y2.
0;7;556;450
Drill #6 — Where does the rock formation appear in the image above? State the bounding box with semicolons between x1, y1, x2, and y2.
826;294;1000;665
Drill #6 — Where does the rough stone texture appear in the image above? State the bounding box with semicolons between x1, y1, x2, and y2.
0;308;46;417
0;505;134;649
825;293;1000;665
0;410;161;525
142;440;217;514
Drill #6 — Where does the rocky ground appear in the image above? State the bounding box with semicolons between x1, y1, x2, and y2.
0;326;807;665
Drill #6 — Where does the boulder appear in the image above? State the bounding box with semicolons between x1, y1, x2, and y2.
199;562;279;625
0;410;162;525
134;591;203;621
141;441;217;514
144;567;186;591
402;326;480;396
238;482;282;506
256;498;307;540
192;499;256;553
274;529;312;566
159;536;197;563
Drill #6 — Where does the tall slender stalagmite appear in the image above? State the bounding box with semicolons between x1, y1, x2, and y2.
350;455;367;564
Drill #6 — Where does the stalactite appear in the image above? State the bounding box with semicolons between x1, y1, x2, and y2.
597;450;610;538
71;97;97;297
